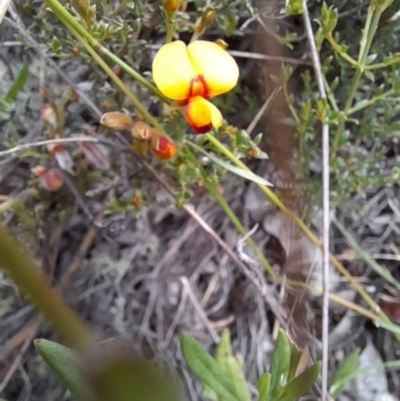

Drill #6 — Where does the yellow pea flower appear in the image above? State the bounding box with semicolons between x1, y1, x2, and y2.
152;40;239;134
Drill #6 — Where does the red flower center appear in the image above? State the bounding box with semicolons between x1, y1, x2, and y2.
188;75;209;98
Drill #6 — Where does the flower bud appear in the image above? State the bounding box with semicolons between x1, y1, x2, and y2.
80;142;110;170
162;0;182;13
150;131;176;159
100;112;133;131
131;121;152;141
194;6;217;35
33;167;64;192
202;6;217;26
41;104;56;126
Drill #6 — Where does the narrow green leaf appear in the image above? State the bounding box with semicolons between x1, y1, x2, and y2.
268;329;292;400
287;346;302;382
202;384;219;401
257;373;271;401
181;333;241;401
215;328;232;367
225;355;251;401
213;330;250;401
374;319;400;335
34;339;89;400
277;362;320;401
186;141;273;187
329;348;360;398
5;57;28;103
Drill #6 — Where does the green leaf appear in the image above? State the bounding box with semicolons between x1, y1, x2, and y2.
202;384;219;401
365;53;378;64
203;329;250;401
181;333;241;401
4;57;28;104
287;346;302;382
85;350;182;401
329;348;360;398
34;339;90;401
268;329;292;400
186;141;272;187
277;362;320;401
364;70;375;82
257;373;271;401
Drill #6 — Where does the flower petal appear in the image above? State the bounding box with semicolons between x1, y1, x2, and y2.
207;100;224;128
152;41;195;100
185;96;211;129
187;41;239;97
185;97;223;132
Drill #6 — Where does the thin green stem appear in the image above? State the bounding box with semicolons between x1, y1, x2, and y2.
343;7;383;114
204;177;276;278
332;5;383;152
184;147;275;277
282;84;300;124
365;55;400;70
43;0;169;103
357;4;374;64
323;75;339;112
0;227;93;351
347;88;395;115
164;10;177;43
325;34;359;67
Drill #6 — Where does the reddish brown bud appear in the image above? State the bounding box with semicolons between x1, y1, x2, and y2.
150;131;176;160
41;104;56;126
35;167;64;191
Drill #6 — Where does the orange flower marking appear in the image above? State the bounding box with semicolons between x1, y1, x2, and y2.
152;40;239;134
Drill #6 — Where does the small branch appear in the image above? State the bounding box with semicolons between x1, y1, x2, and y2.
325;34;359;67
302;2;330;400
346;88;395;115
365;55;400;70
246;87;280;135
0;136;102;157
